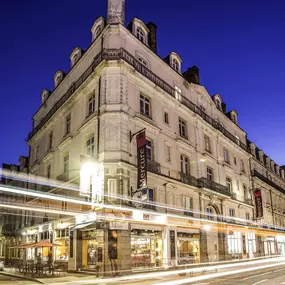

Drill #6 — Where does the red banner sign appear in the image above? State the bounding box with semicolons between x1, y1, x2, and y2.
254;189;263;219
136;131;147;190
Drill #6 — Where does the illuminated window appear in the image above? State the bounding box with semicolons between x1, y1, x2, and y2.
227;231;242;254
206;206;214;220
175;86;182;101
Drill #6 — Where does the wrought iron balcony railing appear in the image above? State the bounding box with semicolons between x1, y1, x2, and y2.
180;172;200;187
252;169;285;195
198;177;231;196
27;48;249;156
147;160;161;174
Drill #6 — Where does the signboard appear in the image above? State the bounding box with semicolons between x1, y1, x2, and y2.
97;247;103;262
109;222;129;230
170;230;176;259
136;130;147;190
254;189;263;219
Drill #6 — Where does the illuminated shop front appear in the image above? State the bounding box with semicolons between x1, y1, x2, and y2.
276;235;285;255
245;233;256;258
227;231;242;257
55;228;70;262
131;227;162;269
264;236;277;255
177;231;200;264
82;230;97;269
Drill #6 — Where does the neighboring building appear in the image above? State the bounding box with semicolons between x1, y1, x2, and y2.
1;0;285;274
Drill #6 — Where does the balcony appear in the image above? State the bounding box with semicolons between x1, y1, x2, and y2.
2;224;14;234
198;177;231;196
57;173;69;182
180;173;200;187
252;169;285;195
147;160;161;175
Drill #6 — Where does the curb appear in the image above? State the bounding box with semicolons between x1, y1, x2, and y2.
0;270;43;284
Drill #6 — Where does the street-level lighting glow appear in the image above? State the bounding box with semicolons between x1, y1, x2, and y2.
204;225;211;231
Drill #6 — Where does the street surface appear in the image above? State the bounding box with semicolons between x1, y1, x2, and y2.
0;273;34;284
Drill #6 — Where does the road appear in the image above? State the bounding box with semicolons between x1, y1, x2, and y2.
0;273;34;284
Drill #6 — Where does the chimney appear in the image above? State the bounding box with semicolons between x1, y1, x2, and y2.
147;22;157;54
107;0;126;25
183;65;200;85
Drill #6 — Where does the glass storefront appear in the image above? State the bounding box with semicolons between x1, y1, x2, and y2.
82;230;97;269
245;233;256;258
227;231;242;257
264;237;276;255
131;229;162;269
177;232;199;264
55;240;69;261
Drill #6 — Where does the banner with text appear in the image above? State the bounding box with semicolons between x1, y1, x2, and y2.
254;189;263;219
136;130;147;190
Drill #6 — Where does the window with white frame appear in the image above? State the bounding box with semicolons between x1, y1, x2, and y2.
140;94;151;117
226;176;232;191
204;135;211;153
179;117;187;139
136;27;145;43
108;179;117;199
243;184;248;199
206;167;213;181
206;206;215;220
164;112;169;124
138;56;148;67
246;212;250;220
175;86;182;101
65;114;71;135
229;208;235;217
223;148;230;163
88;93;95;115
235;135;240;145
63;154;69;174
48;131;53;150
86;136;95;157
146;139;153;161
183;196;193;215
180;154;190;175
165;144;171;162
172;58;180;72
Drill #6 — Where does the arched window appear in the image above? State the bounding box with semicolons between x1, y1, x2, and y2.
94;25;102;39
172;58;179;72
73;53;78;64
136;27;145;43
235;135;240;145
232;114;237;124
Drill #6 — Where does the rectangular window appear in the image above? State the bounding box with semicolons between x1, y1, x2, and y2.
180;154;190;175
243;184;248;199
142;188;155;210
108;179;117;199
61;201;67;210
88;93;95;115
227;232;242;254
223;148;230;163
229;208;235;217
86;136;95;157
175;86;182;101
47;165;51;179
65;114;71;135
48;132;53;150
226;176;232;191
140;94;151;117
146;139;153;161
179;118;187;139
138;56;148;67
241;160;245;173
63;154;69;174
246;212;250;220
204;135;211;153
165;144;171;162
206;167;213;181
183;196;193;216
164;112;169;124
234;156;237;165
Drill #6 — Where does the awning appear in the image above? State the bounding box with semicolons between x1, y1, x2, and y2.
72;222;94;229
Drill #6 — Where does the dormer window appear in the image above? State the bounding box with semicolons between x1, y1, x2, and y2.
136;27;145;43
41;89;50;103
232;114;237;124
172;58;179;72
70;47;83;67
94;25;102;39
215;99;221;110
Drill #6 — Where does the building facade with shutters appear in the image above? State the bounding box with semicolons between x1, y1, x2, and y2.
2;0;285;274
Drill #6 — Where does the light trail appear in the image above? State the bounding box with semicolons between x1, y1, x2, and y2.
46;257;285;285
1;184;285;237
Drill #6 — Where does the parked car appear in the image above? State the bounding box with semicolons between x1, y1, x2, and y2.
0;261;4;271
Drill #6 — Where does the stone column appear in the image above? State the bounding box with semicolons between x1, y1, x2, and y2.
162;226;170;267
107;0;126;25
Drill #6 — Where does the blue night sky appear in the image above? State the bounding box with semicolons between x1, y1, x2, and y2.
1;0;285;166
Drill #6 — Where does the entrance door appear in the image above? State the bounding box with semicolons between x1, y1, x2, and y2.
82;239;97;269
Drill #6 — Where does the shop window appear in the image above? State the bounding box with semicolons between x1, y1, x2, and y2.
227;231;242;255
55;240;69;261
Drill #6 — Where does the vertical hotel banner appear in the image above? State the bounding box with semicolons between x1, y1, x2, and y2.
254;189;263;219
136;130;147;190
